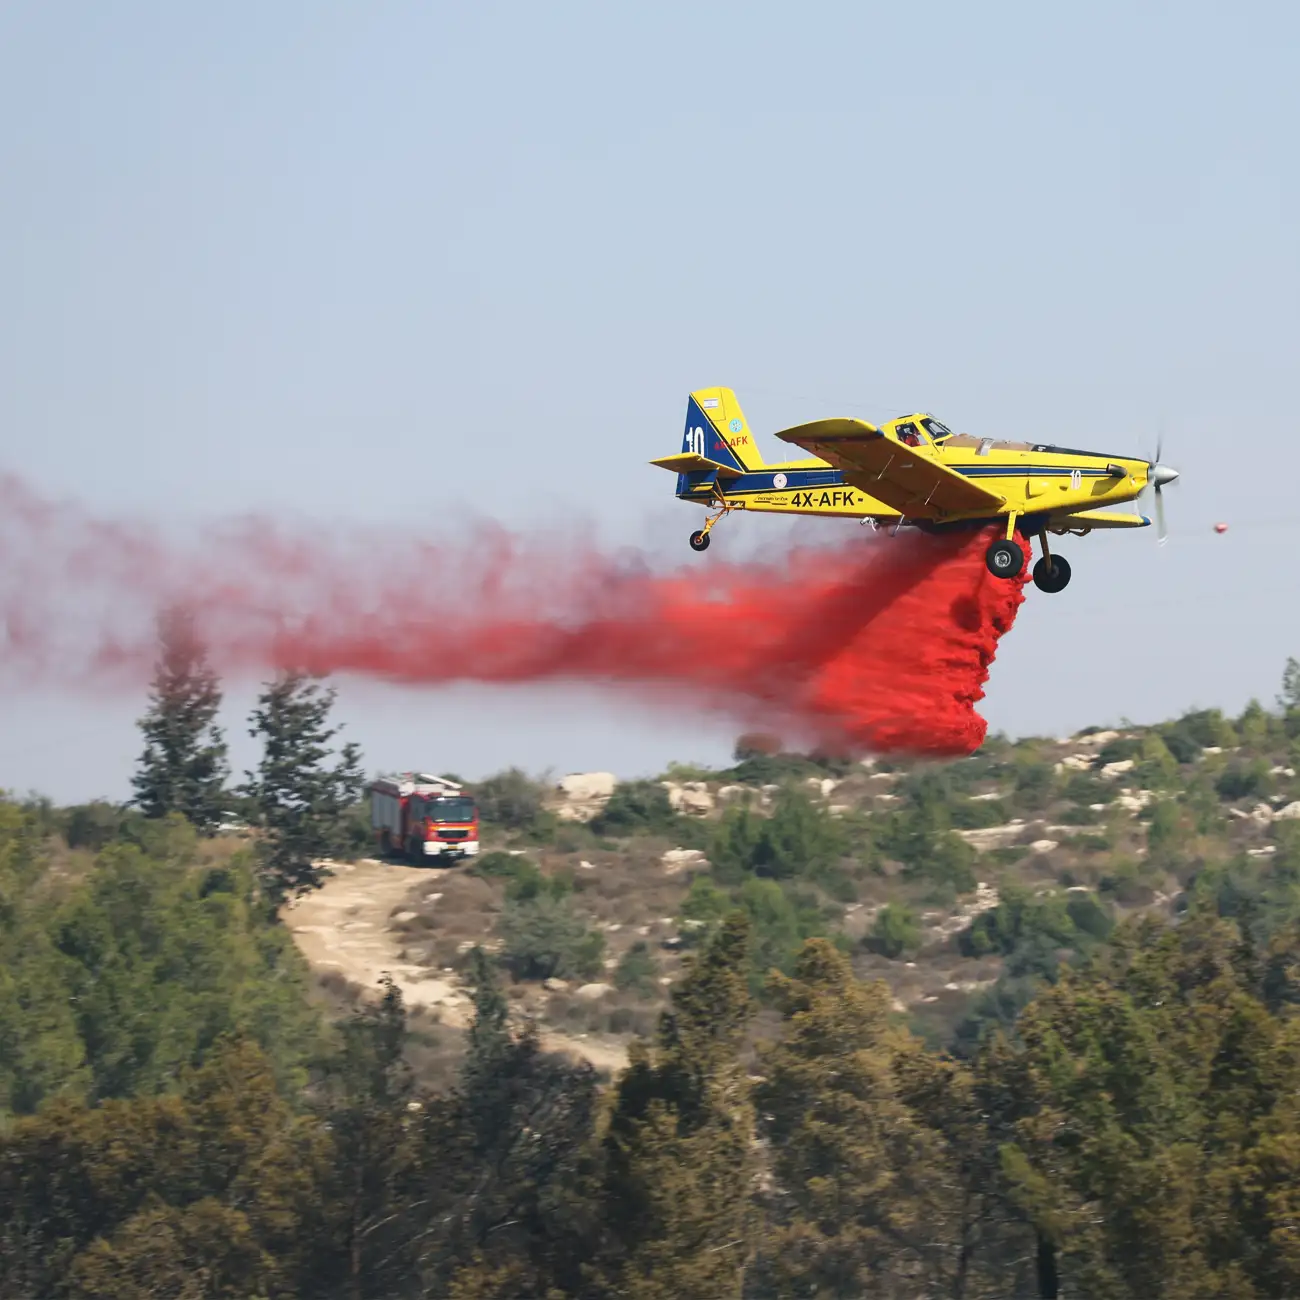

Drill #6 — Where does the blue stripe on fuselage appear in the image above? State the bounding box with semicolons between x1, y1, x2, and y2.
678;467;845;499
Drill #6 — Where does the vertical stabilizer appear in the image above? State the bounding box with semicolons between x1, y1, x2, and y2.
682;387;765;471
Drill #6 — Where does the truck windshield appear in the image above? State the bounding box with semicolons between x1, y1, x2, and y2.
428;797;476;823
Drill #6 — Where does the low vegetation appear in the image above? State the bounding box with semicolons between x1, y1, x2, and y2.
6;644;1300;1295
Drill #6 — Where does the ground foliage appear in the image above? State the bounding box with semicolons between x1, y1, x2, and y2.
10;670;1300;1295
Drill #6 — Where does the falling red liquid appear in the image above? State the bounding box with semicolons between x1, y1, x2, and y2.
0;475;1028;756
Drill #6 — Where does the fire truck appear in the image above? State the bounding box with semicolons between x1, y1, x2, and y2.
368;773;481;863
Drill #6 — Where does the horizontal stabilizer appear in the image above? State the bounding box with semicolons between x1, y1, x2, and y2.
649;452;744;478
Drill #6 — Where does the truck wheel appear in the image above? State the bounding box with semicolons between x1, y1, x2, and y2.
380;829;393;858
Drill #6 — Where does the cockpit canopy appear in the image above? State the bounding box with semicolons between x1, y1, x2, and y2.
887;414;954;447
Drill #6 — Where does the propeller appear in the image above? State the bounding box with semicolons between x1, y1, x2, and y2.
1142;431;1180;545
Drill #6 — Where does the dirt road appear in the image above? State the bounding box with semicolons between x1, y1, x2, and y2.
285;858;629;1075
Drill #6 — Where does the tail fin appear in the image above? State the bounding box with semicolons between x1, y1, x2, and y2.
681;387;765;472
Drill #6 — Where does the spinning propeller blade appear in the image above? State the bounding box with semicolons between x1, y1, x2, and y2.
1143;429;1178;546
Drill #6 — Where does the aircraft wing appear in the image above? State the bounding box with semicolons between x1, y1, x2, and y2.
649;452;743;478
774;418;1005;516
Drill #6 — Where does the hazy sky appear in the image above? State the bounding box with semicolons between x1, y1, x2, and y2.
2;1;1298;802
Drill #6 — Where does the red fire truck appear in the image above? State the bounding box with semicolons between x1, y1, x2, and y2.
369;773;481;864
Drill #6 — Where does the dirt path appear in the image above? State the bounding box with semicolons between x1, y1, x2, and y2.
285;858;629;1075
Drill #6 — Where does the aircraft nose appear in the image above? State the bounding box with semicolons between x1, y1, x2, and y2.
1151;463;1180;488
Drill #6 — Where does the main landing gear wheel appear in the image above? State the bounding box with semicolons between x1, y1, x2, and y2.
1032;554;1072;593
985;539;1024;579
689;530;711;552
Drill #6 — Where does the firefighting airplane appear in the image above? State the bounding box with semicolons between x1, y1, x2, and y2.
650;387;1180;593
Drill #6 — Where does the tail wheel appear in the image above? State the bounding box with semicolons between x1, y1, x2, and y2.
985;539;1025;579
689;530;711;552
1033;554;1072;593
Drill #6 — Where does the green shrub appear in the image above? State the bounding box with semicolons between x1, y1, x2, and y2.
589;781;678;836
613;940;658;995
902;831;977;894
1216;759;1272;803
866;904;922;959
948;799;1008;829
707;790;845;884
474;768;546;831
959;884;1107;961
1063;772;1114;806
497;894;604;981
1095;737;1143;766
1098;858;1151;905
678;875;733;943
471;850;526;878
1065;891;1114;941
63;802;129;852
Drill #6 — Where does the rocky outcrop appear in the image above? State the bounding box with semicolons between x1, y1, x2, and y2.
555;772;618;822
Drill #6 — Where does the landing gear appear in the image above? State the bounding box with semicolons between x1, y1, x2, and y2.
985;539;1025;578
1031;531;1071;593
1033;554;1072;593
687;498;736;552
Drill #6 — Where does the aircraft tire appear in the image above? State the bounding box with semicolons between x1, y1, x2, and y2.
689;530;711;552
1032;554;1072;593
985;539;1025;579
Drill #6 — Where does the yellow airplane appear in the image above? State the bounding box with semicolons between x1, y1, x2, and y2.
650;387;1180;593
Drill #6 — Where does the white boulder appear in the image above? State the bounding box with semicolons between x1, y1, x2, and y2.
956;821;1026;851
662;847;708;874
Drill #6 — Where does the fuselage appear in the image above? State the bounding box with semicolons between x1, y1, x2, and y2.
674;412;1156;533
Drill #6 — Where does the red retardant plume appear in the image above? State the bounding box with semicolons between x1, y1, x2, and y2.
0;475;1028;756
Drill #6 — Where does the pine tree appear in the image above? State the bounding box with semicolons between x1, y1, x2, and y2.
308;976;421;1300
422;949;600;1299
132;605;229;833
246;671;365;903
598;913;758;1300
753;937;952;1298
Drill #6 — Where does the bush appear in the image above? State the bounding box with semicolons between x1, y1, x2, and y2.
471;850;526;878
866;904;921;959
1160;728;1202;765
63;801;129;852
902;831;977;894
1063;772;1114;807
1095;737;1143;767
678;875;733;944
1216;759;1272;803
707;790;845;884
1065;891;1114;941
1009;761;1056;813
588;781;677;836
1098;858;1152;905
948;799;1008;830
737;878;831;988
959;884;1079;959
1175;708;1238;749
613;941;658;995
497;894;604;982
474;768;545;831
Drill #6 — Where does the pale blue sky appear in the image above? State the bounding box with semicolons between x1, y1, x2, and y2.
2;1;1298;801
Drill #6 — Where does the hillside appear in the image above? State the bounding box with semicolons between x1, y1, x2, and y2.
285;681;1300;1073
6;668;1300;1296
